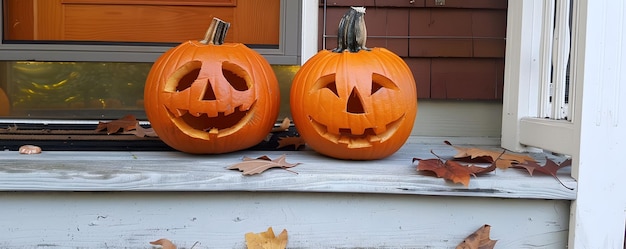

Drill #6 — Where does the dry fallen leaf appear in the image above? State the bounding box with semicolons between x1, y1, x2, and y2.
228;154;300;175
271;117;292;133
95;115;139;135
276;136;306;150
512;157;573;190
19;145;42;154
123;123;159;137
445;140;535;168
245;227;288;249
414;151;496;187
96;115;158;137
457;224;497;249
149;238;177;249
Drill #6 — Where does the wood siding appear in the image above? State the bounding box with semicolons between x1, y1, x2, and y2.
320;0;507;100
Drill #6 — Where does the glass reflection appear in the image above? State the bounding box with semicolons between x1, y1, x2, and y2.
0;61;298;121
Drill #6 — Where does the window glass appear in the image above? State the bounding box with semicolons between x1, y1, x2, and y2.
0;61;298;121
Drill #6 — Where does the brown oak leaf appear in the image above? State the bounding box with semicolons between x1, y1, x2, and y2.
456;224;497;249
228;154;300;175
512;158;573;189
445;140;535;168
95;114;139;134
149;238;177;249
414;151;496;187
245;227;288;249
276;136;306;150
123;123;159;138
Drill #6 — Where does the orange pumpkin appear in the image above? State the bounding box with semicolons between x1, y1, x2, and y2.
144;18;280;154
290;7;417;160
0;87;9;116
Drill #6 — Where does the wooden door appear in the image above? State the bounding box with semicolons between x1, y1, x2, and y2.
4;0;280;45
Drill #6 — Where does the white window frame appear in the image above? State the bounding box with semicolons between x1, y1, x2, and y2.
502;0;626;247
501;0;578;156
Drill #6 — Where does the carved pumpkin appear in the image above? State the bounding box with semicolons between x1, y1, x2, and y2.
290;7;417;160
144;18;280;154
0;88;8;116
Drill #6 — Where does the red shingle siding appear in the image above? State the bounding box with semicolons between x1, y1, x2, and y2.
319;0;508;100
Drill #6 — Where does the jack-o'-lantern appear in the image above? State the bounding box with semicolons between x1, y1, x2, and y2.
0;88;9;116
290;7;417;160
144;18;280;154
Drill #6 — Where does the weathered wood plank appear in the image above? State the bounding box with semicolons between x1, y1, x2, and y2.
0;192;570;248
0;138;576;200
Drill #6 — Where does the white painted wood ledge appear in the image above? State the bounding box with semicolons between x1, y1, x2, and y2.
0;137;576;200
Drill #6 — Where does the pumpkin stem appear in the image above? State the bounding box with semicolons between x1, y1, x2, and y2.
333;6;368;53
201;17;230;45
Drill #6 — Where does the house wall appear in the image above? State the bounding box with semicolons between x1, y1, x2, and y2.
319;1;507;100
412;100;502;137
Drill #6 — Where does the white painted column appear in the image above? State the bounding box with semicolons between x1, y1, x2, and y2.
300;0;318;65
568;0;626;247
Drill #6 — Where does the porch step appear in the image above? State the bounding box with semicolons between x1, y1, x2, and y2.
0;137;575;248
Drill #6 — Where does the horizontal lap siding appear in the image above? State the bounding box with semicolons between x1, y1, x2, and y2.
319;1;507;100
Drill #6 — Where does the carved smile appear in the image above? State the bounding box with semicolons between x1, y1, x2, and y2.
165;101;255;138
308;114;405;148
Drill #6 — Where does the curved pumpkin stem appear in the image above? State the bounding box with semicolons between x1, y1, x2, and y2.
201;17;230;45
333;6;368;53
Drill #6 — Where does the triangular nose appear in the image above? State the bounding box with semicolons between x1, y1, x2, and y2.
346;87;365;114
202;79;216;100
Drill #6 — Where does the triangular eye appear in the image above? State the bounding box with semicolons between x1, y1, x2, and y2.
313;74;339;97
371;73;399;95
324;81;339;97
371;82;383;95
222;62;250;91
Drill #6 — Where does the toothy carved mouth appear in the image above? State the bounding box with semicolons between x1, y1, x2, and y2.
309;114;405;148
165;102;255;137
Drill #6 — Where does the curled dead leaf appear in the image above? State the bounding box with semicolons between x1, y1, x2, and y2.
457;224;497;249
19;145;42;154
276;136;306;150
245;227;288;249
149;238;177;249
271;117;292;133
445;140;535;168
95;114;139;135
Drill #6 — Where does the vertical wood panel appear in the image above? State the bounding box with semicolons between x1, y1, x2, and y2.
35;0;64;40
3;0;35;40
234;0;280;45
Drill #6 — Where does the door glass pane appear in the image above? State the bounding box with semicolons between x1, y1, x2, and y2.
0;61;298;121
